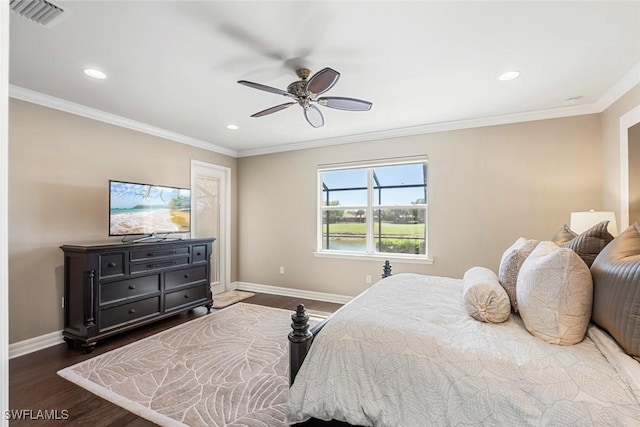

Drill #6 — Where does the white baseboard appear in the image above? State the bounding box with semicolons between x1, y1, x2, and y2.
9;330;64;359
211;282;226;295
232;281;353;305
9;283;350;359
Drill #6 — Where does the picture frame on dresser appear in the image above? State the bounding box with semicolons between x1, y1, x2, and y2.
60;237;215;353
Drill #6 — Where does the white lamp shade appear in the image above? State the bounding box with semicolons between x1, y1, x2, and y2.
570;210;618;236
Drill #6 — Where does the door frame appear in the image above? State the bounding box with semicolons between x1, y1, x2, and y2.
620;105;640;230
1;2;9;422
190;160;231;293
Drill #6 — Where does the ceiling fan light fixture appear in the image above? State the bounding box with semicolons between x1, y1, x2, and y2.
238;67;372;128
304;105;324;128
499;70;520;81
83;68;107;79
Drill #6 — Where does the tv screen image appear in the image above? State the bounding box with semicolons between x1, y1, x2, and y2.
109;180;191;236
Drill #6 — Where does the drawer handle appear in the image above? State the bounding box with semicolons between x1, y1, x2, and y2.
184;294;190;299
128;308;136;314
184;273;190;278
147;250;177;257
108;262;116;267
128;285;136;290
196;252;202;256
147;261;177;269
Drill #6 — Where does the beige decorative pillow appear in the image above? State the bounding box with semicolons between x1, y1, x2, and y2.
462;267;511;323
517;241;593;346
498;238;538;312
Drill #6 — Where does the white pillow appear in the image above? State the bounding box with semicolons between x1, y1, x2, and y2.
517;241;593;346
462;267;511;324
498;238;539;313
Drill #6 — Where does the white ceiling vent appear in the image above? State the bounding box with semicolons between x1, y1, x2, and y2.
10;0;69;28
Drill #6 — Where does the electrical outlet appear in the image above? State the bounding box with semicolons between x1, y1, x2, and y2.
279;266;285;275
366;275;372;284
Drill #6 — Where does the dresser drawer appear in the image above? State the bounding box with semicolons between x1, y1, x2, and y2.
165;265;207;290
99;296;160;331
131;246;189;261
99;253;125;279
165;285;208;311
192;245;208;262
130;256;189;274
100;274;160;305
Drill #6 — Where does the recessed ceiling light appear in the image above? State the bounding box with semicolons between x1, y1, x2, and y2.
83;68;107;79
226;124;239;130
499;71;520;81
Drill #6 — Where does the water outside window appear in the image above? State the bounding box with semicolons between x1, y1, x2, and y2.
322;211;367;251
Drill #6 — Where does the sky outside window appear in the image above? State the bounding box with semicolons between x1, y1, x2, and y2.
322;163;426;206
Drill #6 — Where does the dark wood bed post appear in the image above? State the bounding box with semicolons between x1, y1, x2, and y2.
382;260;392;278
288;304;313;386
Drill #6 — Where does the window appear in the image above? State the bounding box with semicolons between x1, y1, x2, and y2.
318;159;428;259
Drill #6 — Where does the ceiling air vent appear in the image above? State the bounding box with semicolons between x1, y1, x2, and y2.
10;0;67;28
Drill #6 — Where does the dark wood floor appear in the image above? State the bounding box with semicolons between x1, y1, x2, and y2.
8;293;343;426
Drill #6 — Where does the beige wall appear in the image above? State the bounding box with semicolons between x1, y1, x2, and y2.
12;87;637;344
601;83;640;225
8;99;238;344
238;115;602;297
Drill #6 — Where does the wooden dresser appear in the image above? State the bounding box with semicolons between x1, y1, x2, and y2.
60;238;215;352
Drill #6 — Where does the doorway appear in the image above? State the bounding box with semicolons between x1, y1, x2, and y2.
191;160;231;295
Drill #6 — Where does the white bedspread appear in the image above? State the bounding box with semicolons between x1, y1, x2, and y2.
287;273;640;426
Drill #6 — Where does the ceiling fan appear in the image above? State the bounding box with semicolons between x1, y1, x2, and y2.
238;67;372;128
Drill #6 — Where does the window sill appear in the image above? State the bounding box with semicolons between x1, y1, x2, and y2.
312;251;434;265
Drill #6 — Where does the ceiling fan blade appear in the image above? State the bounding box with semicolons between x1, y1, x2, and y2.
304;105;324;128
318;97;373;111
250;102;296;117
305;67;340;95
238;80;293;98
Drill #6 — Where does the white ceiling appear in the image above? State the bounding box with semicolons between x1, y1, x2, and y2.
9;1;640;157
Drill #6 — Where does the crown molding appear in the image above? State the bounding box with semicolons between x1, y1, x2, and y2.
237;103;600;157
237;61;640;158
596;62;640;112
8;85;238;158
10;60;640;160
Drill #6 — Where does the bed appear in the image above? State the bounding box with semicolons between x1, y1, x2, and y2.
286;222;640;426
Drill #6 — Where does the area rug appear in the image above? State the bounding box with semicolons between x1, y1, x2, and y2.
57;303;327;427
212;290;255;308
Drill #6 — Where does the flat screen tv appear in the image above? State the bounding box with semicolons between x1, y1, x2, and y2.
109;180;191;238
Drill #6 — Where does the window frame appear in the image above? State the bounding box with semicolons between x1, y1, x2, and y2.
315;157;432;263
